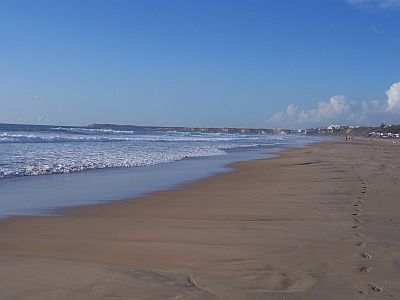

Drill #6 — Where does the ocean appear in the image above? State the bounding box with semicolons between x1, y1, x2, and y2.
0;123;320;218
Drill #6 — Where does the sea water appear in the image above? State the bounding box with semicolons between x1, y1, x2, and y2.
0;123;320;218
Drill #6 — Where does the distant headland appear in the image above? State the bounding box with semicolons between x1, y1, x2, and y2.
87;123;275;135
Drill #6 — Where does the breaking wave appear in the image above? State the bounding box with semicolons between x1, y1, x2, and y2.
0;125;288;179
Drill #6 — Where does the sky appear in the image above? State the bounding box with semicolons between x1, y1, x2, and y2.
0;0;399;128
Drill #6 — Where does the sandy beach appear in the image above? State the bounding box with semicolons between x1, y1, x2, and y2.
0;140;399;299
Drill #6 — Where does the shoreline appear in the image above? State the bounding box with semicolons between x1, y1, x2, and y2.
0;144;286;223
0;145;277;220
45;141;318;220
0;138;317;220
0;140;399;299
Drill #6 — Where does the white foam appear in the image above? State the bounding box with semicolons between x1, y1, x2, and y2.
0;126;286;179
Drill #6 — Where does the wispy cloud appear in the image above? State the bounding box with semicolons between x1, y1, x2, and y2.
270;81;400;127
346;0;400;9
32;95;45;102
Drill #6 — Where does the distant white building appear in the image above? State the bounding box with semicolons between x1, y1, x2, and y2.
327;125;342;130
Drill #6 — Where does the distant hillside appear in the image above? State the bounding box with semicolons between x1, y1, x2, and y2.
87;123;279;135
302;125;400;138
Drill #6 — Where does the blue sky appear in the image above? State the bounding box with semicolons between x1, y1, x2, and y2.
0;0;399;128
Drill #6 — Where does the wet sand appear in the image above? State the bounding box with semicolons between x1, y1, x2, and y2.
0;140;399;299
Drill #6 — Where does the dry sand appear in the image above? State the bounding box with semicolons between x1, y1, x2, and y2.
0;140;399;299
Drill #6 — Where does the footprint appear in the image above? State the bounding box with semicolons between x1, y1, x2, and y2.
358;290;368;294
352;225;360;229
361;253;372;259
359;266;372;272
352;213;359;216
368;284;383;292
354;218;363;223
357;242;366;247
355;232;365;237
353;204;359;207
355;208;362;212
